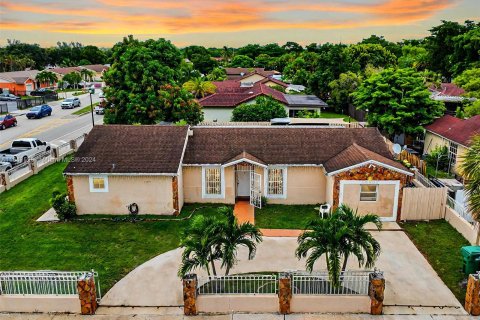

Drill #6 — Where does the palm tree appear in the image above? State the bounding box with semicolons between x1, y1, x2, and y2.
216;207;263;275
461;135;480;220
63;72;82;89
178;215;221;277
80;69;95;89
295;205;382;287
183;78;216;98
35;70;58;87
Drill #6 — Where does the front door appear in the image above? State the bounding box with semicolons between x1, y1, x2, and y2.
236;171;250;197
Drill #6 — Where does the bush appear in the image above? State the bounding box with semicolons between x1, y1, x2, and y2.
465;100;480;118
297;109;321;118
50;191;76;220
425;146;449;172
231;96;287;122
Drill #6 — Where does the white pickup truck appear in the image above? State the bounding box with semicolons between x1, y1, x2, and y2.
0;138;50;165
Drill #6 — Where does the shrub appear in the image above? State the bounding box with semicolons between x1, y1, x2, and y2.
425;146;449;172
50;191;76;220
297;109;321;118
231;96;287;122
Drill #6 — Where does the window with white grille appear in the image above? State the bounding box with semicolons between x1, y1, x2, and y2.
203;166;223;197
449;142;458;170
267;168;285;196
360;184;377;201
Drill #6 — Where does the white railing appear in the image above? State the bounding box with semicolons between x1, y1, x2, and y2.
414;170;436;188
74;135;85;148
7;162;31;182
292;271;371;296
0;271;101;299
197;274;278;295
33;150;53;168
57;142;72;157
447;196;476;225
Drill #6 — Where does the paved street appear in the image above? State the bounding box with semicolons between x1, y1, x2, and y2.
0;92;103;149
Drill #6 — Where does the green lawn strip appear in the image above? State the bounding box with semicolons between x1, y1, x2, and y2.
318;112;357;122
425;166;455;179
0;162;225;294
72;102;100;116
255;204;318;229
72;91;86;96
401;220;470;304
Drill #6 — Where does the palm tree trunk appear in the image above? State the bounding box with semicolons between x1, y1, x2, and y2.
225;265;231;276
342;254;349;272
209;248;217;276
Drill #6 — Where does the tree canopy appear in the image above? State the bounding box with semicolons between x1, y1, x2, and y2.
352;68;445;136
231;96;287;122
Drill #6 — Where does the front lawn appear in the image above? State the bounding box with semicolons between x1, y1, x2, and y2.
72;102;99;116
0;161;222;294
255;204;318;229
401;220;470;303
425;165;455;179
319;112;356;122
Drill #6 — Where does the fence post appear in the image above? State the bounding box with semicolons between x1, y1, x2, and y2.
369;271;385;315
29;159;38;175
278;272;292;315
52;147;59;159
0;172;11;190
77;272;98;315
465;273;480;316
183;274;198;316
70;139;78;152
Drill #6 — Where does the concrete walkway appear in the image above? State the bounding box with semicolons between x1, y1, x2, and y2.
101;232;464;315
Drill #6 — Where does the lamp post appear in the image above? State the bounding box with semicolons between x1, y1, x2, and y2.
88;86;95;126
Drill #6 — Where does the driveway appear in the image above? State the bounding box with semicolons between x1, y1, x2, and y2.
101;231;462;313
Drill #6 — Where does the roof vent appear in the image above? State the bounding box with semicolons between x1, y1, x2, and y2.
188;129;194;137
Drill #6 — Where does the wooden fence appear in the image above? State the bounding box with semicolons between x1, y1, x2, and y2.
401;187;448;220
399;150;426;175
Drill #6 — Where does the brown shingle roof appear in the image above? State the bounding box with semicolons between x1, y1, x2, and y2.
64;125;188;174
425;115;480;147
183;127;405;174
323;143;407;173
224;151;266;166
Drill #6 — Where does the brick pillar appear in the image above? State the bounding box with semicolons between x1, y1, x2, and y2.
77;273;98;315
70;139;78;152
66;175;75;202
369;271;385;315
29;159;38;174
183;274;198;316
172;176;179;215
278;272;292;315
0;173;11;190
52;147;59;159
465;273;480;316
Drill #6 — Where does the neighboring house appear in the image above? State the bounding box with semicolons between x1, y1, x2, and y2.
50;67;82;78
64;125;412;222
284;95;329;117
0;70;41;95
199;80;328;122
80;65;109;80
430;83;475;114
225;68;280;81
286;84;306;93
424;115;480;174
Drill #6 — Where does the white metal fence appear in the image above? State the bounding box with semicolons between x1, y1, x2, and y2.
33;150;53;168
447;195;476;225
197;274;278;295
292;271;371;296
57;142;72;157
0;271;101;299
7;162;31;181
414;170;436;188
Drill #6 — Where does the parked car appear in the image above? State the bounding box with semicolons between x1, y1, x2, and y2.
26;105;52;119
98;90;105;99
30;88;55;96
61;97;81;109
0;93;20;101
0;114;17;130
0;138;50;165
0;161;12;172
94;104;105;115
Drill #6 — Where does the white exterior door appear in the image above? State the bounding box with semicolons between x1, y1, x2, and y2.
25;83;33;94
237;171;250;197
250;172;262;209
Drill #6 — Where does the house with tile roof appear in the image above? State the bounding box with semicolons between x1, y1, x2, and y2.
430;83;476;115
64;125;412;221
0;70;41;95
424;115;480;174
199;80;328;121
225;67;280;81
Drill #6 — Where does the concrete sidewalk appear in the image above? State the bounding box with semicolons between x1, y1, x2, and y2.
0;312;475;319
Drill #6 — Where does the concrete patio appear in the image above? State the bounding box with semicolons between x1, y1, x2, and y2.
101;230;464;315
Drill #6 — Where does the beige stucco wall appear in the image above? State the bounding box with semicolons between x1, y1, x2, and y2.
325;174;334;205
268;167;326;205
291;295;370;313
240;74;266;84
341;184;396;218
182;166;236;204
197;295;278;313
445;206;480;245
0;295;81;313
424;131;468;174
177;166;184;211
72;175;175;215
203;107;234;122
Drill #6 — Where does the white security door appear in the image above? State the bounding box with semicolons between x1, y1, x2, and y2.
250;172;262;209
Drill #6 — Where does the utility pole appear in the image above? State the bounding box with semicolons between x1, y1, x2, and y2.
89;86;95;126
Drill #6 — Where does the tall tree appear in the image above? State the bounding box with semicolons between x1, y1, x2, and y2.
35;70;58;87
454;68;480;98
461;136;480;220
183;78;216;98
229;55;254;68
352;68;445;136
63;71;82;89
328;72;362;114
345;44;397;73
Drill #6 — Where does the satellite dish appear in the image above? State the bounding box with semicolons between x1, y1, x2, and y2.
392;144;402;155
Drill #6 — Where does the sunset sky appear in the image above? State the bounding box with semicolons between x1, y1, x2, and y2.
0;0;478;48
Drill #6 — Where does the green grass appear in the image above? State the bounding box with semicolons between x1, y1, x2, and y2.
0;161;225;294
426;165;455;179
72;102;99;116
72;91;86;96
318;112;357;123
255;204;318;229
401;220;470;304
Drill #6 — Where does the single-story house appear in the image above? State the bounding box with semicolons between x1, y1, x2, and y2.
424;115;480;174
80;65;109;80
430;83;476;114
199;81;328;122
0;70;42;95
225;68;280;81
50;67;82;78
64;125;412;221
